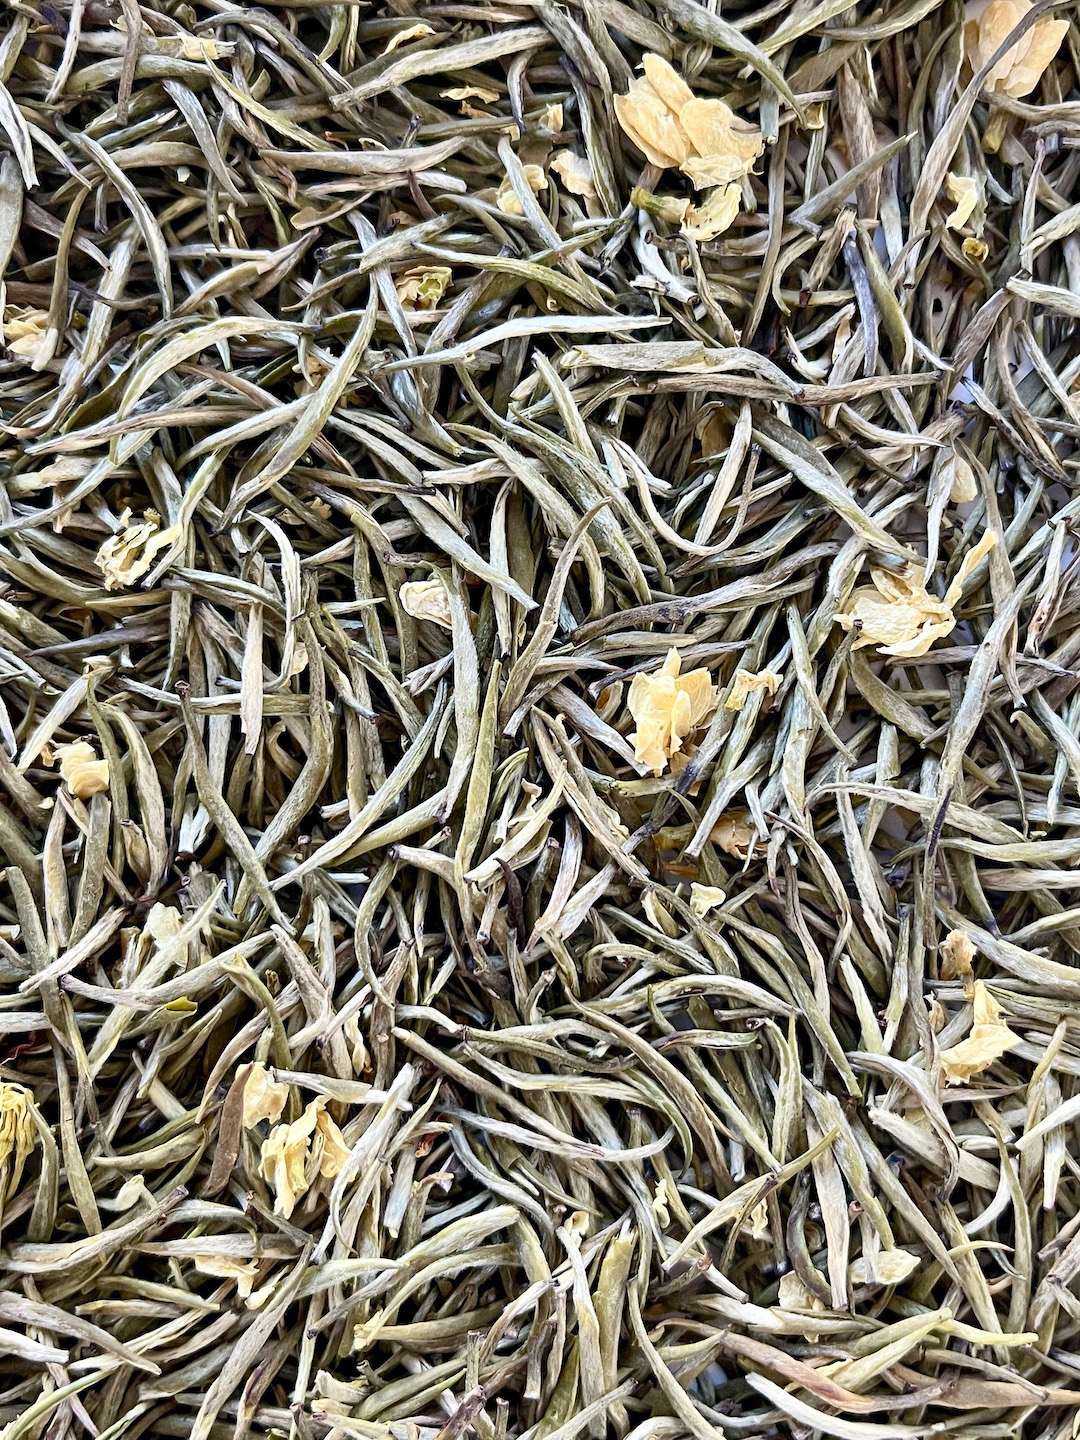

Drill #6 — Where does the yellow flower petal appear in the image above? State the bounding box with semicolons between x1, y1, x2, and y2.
496;165;547;215
192;1254;261;1298
849;1249;919;1285
681;183;741;241
710;812;764;859
400;577;453;628
964;0;1066;96
689;882;727;917
724;668;781;712
395;266;451;310
55;741;110;800
96;508;178;591
550;150;596;199
441;85;500;103
835;533;995;658
0;1083;37;1199
627;648;717;774
939;980;1019;1083
382;23;434;53
241;1062;289;1128
614;53;760;185
944;172;979;229
940;930;976;995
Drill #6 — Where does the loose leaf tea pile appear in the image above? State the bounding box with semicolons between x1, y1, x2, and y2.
3;0;1080;1437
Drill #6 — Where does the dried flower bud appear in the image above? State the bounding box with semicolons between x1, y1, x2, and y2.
400;577;452;629
964;0;1067;97
395;266;452;310
627;648;716;774
383;22;434;53
55;741;110;799
725;668;782;712
835;531;995;658
2;306;53;368
939;980;1019;1084
241;1062;289;1128
0;1083;37;1198
96;508;179;591
615;54;763;190
944;172;979;229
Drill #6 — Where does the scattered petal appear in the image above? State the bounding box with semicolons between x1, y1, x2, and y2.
944;172;979;229
690;882;727;916
550;150;596;199
241;1062;289;1128
725;667;781;712
849;1249;919;1285
383;23;434;53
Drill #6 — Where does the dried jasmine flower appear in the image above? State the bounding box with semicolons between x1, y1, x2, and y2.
95;509;178;591
964;0;1068;96
0;1084;36;1199
835;532;996;658
54;741;110;799
550;151;596;199
689;882;727;916
241;1062;289;1128
395;267;452;310
725;668;782;712
939;982;1019;1084
615;54;763;189
627;647;717;774
944;172;979;229
400;577;453;628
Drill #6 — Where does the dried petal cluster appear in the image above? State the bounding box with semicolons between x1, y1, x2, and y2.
400;577;453;628
0;1083;36;1198
835;532;995;658
615;55;763;189
628;648;717;774
2;305;52;366
939;982;1019;1084
96;509;178;591
55;741;110;799
395;266;451;310
725;668;782;712
260;1098;350;1218
963;0;1068;96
